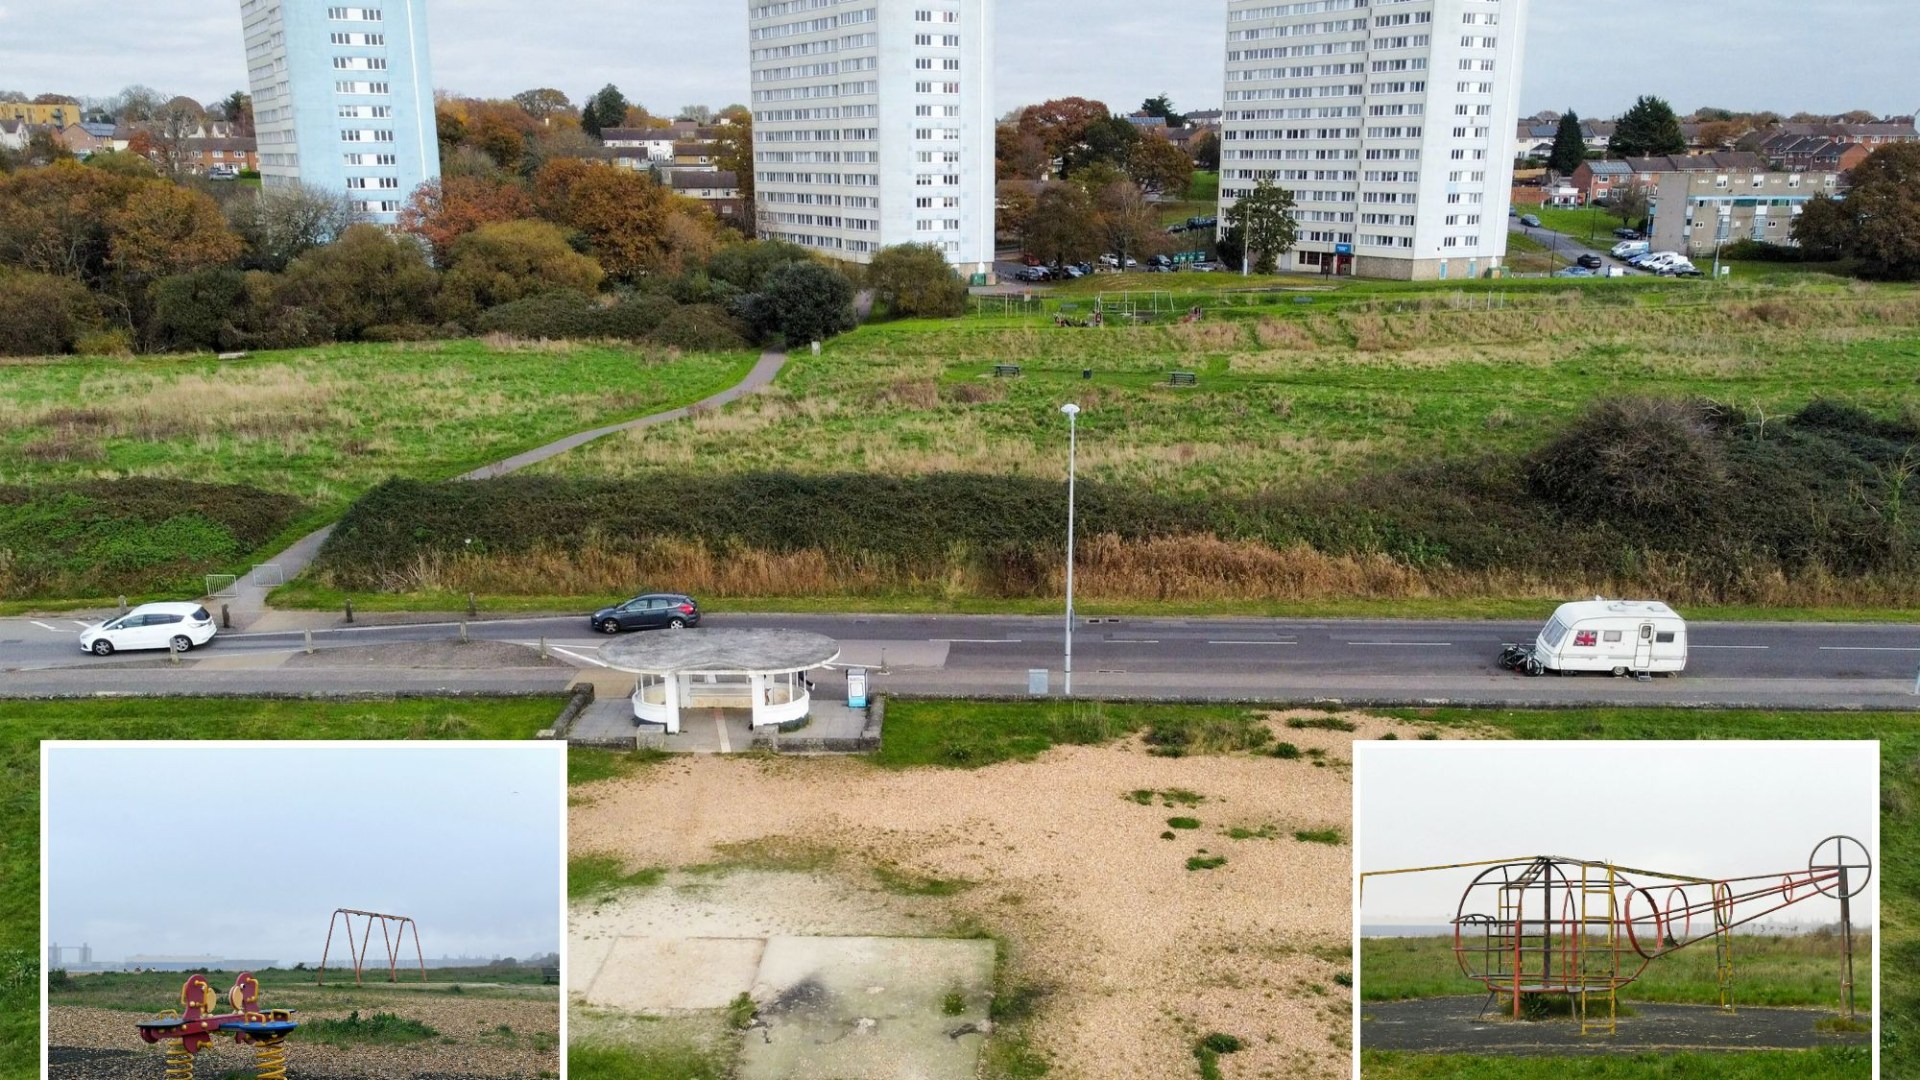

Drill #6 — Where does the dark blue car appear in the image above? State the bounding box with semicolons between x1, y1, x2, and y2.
592;593;701;634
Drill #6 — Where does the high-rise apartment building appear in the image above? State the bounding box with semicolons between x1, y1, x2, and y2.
1219;0;1529;280
747;0;995;274
240;0;441;224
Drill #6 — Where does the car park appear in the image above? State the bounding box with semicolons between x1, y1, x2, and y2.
591;593;702;634
79;602;218;656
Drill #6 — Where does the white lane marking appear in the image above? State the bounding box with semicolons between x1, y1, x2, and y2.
933;638;1019;643
1347;641;1454;647
1109;639;1160;644
715;713;732;754
1693;645;1770;650
1209;640;1298;646
1819;646;1920;652
31;621;70;633
70;620;91;628
545;644;611;668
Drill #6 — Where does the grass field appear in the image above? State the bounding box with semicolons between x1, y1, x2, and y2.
876;699;1281;768
1362;1047;1869;1080
0;696;566;1079
1361;932;1871;1010
0;339;755;605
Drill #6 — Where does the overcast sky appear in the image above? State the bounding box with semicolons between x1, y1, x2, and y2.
2;1;1912;121
46;743;563;965
1358;741;1879;927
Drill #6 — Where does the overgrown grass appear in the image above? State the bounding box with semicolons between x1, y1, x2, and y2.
300;1010;438;1047
568;855;665;901
1362;1047;1870;1080
0;696;561;1076
872;863;975;897
876;700;1274;767
568;1041;731;1080
568;747;671;786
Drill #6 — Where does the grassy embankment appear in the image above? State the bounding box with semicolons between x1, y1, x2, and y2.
0;338;756;610
0;697;566;1079
284;281;1920;620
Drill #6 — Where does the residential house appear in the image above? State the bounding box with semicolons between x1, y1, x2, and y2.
1125;113;1168;132
601;126;676;163
1739;119;1920;155
56;121;124;156
1514;118;1616;161
1569;159;1633;203
178;136;260;173
668;169;746;222
1648;165;1842;257
1758;133;1873;173
0;118;26;152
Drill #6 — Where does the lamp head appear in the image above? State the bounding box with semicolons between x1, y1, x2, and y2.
1060;403;1080;417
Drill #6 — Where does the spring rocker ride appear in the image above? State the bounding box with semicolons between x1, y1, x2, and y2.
135;972;297;1079
1360;835;1870;1036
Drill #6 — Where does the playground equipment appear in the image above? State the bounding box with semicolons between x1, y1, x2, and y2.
135;972;296;1079
318;907;426;985
1360;836;1870;1036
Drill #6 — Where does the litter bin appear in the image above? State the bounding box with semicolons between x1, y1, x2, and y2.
847;667;869;709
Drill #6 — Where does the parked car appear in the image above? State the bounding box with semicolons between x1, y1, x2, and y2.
1553;266;1596;278
207;165;239;181
79;602;217;656
1612;240;1651;260
1519;214;1542;228
1056;264;1084;280
1021;253;1043;266
1191;261;1222;272
1187;215;1217;229
1612;228;1641;240
1148;254;1173;267
1576;254;1603;270
1508;205;1519;217
591;593;702;634
1670;266;1705;278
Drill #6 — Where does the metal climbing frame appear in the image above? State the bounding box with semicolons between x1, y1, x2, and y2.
317;907;427;985
1360;836;1872;1033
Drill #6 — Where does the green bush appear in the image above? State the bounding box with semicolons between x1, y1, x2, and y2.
0;270;101;356
868;242;969;318
73;328;135;356
647;303;750;352
440;219;604;322
148;268;249;352
743;259;857;347
594;293;678;340
475;290;601;340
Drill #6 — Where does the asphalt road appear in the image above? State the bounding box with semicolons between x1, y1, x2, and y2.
6;612;1918;710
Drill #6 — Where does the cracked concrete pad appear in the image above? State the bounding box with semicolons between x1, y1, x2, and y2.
568;935;617;995
740;936;996;1080
584;937;766;1012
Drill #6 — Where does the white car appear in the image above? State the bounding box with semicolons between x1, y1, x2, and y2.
79;602;218;656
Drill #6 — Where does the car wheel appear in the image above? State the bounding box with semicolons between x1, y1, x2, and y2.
170;635;192;653
667;617;687;629
600;618;622;635
1611;666;1628;677
91;639;114;657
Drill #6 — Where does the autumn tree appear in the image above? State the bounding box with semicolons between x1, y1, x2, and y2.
1790;192;1851;261
440;218;604;320
0;162;142;282
1013;97;1110;176
995;180;1038;248
532;157;676;280
680;105;715;125
275;223;440;338
1190;130;1220;172
1128;134;1193;196
996;123;1050;181
712;111;755;205
465;100;539;171
867;243;967;318
1695;119;1746;149
1804;144;1920;279
1092;176;1163;270
227;183;359;271
1022;182;1100;266
512;88;572;124
398;175;537;264
108;183;243;282
1223;179;1298;274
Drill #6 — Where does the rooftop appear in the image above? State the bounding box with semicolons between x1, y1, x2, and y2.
599;628;840;675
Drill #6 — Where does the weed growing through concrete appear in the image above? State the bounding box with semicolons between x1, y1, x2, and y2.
1294;829;1343;845
1192;1032;1244;1080
1287;717;1358;732
726;992;757;1031
1167;817;1202;830
1270;742;1302;759
1187;854;1229;871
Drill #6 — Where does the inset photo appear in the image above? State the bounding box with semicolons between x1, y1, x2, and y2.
1356;740;1877;1078
43;741;564;1080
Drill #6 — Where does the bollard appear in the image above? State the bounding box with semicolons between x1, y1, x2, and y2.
344;598;354;623
118;595;128;616
1083;368;1092;380
467;592;477;618
221;603;231;630
304;629;314;655
169;644;180;665
460;620;470;645
539;636;549;660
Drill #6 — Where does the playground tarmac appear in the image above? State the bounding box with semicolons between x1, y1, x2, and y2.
1361;995;1872;1055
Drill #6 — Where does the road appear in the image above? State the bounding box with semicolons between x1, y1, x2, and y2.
6;612;1917;710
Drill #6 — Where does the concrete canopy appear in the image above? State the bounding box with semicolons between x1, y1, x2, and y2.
598;629;840;676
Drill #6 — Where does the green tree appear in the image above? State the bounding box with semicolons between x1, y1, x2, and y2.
1790;192;1851;262
148;267;250;351
1023;182;1100;266
1547;111;1586;175
867;243;967;318
1820;144;1920;279
1609;96;1687;158
582;84;628;139
746;260;856;347
1066;115;1141;176
440;218;605;321
707;239;814;292
275;223;440;339
1128;135;1194;197
217;90;253;136
1223;179;1298;274
1138;93;1185;127
0;269;100;356
1092;176;1162;271
1608;180;1651;231
712;111;755;207
511;88;572;123
1191;130;1220;173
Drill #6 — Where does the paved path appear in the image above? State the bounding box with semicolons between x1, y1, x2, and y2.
219;350;788;626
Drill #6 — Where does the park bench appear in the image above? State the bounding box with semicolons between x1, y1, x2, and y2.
1169;371;1199;387
541;966;560;985
993;364;1023;378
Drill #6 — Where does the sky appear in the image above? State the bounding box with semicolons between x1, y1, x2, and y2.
45;743;563;965
1357;741;1879;927
1;1;1913;122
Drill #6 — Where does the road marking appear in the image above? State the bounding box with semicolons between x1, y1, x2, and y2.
545;644;610;668
715;712;732;754
1109;639;1160;644
70;620;90;628
1347;641;1454;647
1693;645;1770;650
1209;640;1298;646
1819;646;1920;652
30;621;69;633
933;638;1019;644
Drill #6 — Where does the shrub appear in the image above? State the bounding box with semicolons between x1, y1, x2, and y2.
275;223;439;341
1526;396;1730;529
440;218;604;322
0;270;100;356
73;328;134;356
868;242;969;318
743;259;857;347
593;293;678;341
647;303;750;352
148;267;249;352
475;290;600;341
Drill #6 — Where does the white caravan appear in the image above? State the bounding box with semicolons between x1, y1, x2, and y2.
1517;599;1688;676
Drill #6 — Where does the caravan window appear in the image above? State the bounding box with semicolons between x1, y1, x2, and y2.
1603;630;1622;643
1656;632;1676;643
1542;616;1570;647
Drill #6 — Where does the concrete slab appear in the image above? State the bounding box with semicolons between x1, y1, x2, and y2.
569;935;617;996
583;937;767;1012
741;936;996;1080
601;629;840;675
189;652;292;671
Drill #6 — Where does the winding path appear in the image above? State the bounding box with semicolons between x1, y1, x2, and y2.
223;349;789;626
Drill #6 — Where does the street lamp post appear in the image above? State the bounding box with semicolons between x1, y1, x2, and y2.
1060;403;1080;696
